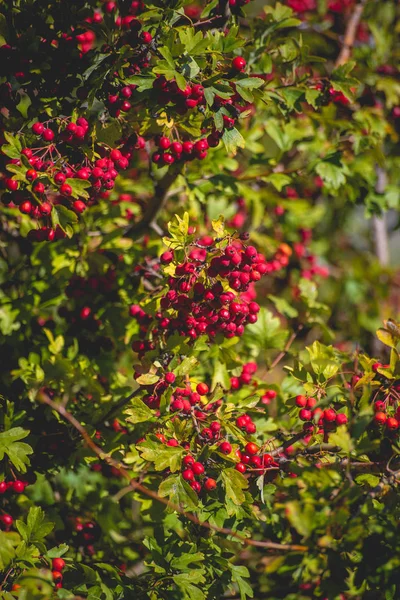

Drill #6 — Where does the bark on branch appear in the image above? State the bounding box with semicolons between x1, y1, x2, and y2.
39;391;306;553
335;0;367;67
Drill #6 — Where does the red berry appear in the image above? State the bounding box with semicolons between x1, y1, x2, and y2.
190;481;202;493
192;462;205;475
196;383;209;395
5;178;18;191
110;149;122;162
42;128;54;141
182;469;194;481
140;31;152;44
204;478;217;491
299;409;312;421
374;411;387;425
158;136;171;150
219;441;232;455
235;462;246;473
336;413;348;426
324;408;336;422
32;122;44;135
165;372;176;384
244;442;259;456
52;558;66;571
386;417;399;430
12;480;25;493
160;250;174;264
73;200;86;213
60;183;72;196
183;455;195;466
52;571;63;583
232;56;246;71
295;395;307;408
54;172;66;185
26;169;37;181
33;182;45;194
20;200;32;214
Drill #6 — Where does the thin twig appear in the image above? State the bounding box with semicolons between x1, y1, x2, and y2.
124;165;182;238
335;0;367;67
38;391;307;553
268;325;303;372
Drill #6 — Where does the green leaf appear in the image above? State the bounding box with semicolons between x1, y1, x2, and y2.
243;308;288;352
65;178;91;200
135;373;159;385
221;468;248;511
0;427;33;473
376;328;397;349
285;501;314;538
0;532;17;570
268;295;298;318
137;438;185;472
264;173;292;192
16;506;54;544
158;474;199;510
173;572;206;600
306;341;340;379
222;128;246;156
230;564;254;600
124;397;154;424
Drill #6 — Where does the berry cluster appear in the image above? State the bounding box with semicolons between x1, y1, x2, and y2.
51;558;66;590
295;395;348;432
0;479;29;494
1;117;139;241
130;236;287;355
152;136;210;165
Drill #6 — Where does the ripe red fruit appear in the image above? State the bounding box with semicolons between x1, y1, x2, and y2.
336;413;348;426
245;423;256;434
20;201;32;214
232;56;246;71
374;401;386;412
192;462;205;475
12;480;25;493
54;172;66;185
60;183;72;196
167;439;179;447
374;412;387;425
42;128;54;141
5;178;18;191
52;571;63;583
295;395;307;408
245;442;259;456
196;383;209;395
204;478;217;491
235;462;246;473
171;398;184;412
171;142;183;155
33;182;45;194
182;469;195;481
183;455;195;466
32;122;44;135
182;141;193;154
386;417;399;430
165;372;176;384
0;481;7;494
158;136;171;150
73;200;86;213
140;31;152;44
190;481;202;493
324;408;336;423
219;441;232;455
52;558;66;571
120;86;132;98
26;169;37;181
210;421;221;433
160;250;174;264
299;409;312;421
110;149;122;162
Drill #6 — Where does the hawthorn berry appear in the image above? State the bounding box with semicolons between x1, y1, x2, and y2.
232;56;246;71
204;478;217;491
219;441;232;455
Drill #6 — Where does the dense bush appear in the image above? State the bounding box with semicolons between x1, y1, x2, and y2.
1;0;400;598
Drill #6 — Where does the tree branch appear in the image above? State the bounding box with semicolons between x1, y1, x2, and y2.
335;0;367;67
124;164;183;238
38;391;307;553
268;325;303;372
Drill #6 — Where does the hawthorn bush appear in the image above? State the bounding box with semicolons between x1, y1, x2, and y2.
1;0;400;598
